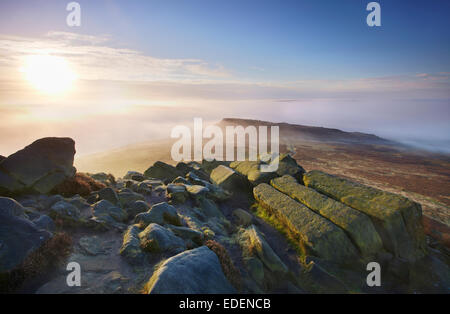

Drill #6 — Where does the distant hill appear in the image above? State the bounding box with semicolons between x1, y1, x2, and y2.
218;118;396;146
75;118;397;176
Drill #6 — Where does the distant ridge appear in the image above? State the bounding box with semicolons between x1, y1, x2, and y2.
219;118;396;145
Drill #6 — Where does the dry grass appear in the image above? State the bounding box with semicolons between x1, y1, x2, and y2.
205;240;241;291
0;232;73;293
51;173;106;197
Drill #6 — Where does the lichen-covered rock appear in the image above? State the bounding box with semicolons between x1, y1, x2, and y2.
168;225;204;246
172;176;191;185
86;172;116;186
230;160;277;186
187;171;230;201
145;246;236;294
123;171;145;182
49;200;82;224
201;159;230;174
119;225;144;264
98;187;119;205
67;195;90;210
117;190;145;208
0;137;76;194
272;154;306;181
186;184;209;203
92;200;127;223
238;225;288;274
0;199;52;272
210;165;250;192
126;200;150;219
303;170;426;261
166;184;188;204
232;208;253;227
271;175;383;257
33;215;55;232
138;223;185;254
175;162;194;176
143;161;181;183
253;183;358;263
134;202;181;228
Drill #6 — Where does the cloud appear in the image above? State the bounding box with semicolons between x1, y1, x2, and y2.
0;32;231;82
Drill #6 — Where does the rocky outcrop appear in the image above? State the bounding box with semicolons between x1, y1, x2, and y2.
238;225;288;286
210;165;250;193
0;138;76;194
119;225;144;264
253;183;359;263
229;160;277;186
144;161;181;183
145;246;236;294
303;170;426;261
271;175;383;257
0;198;52;273
139;223;186;254
134;202;181;228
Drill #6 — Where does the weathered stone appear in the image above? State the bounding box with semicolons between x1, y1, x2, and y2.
143;161;181;183
0;203;52;272
67;195;90;210
41;194;64;210
232;208;253;227
253;183;358;263
167;225;204;246
273;154;306;181
172;176;191;185
98;187;119;205
186;185;209;203
135;182;152;195
92;200;127;222
119;225;144;264
145;246;236;293
0;137;76;194
123;171;145;182
117;190;145;208
271;175;383;257
198;198;225;220
230;160;277;186
49;200;81;224
166;184;188;204
238;225;288;274
33;215;55;232
303;170;426;261
187;171;230;201
210;165;250;192
126;200;150;219
246;257;265;285
175;162;193;176
78;236;110;256
139;223;185;254
134;202;181;228
87;172;115;186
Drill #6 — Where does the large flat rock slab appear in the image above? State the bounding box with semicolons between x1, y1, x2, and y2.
271;175;383;257
253;183;358;263
303;170;426;261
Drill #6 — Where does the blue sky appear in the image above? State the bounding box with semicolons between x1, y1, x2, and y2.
1;0;449;80
0;0;449;155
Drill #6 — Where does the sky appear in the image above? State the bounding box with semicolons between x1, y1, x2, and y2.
0;0;449;156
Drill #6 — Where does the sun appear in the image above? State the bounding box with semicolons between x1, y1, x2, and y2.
21;55;77;94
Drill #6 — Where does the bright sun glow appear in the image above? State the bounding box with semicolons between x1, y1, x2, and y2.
21;55;77;94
